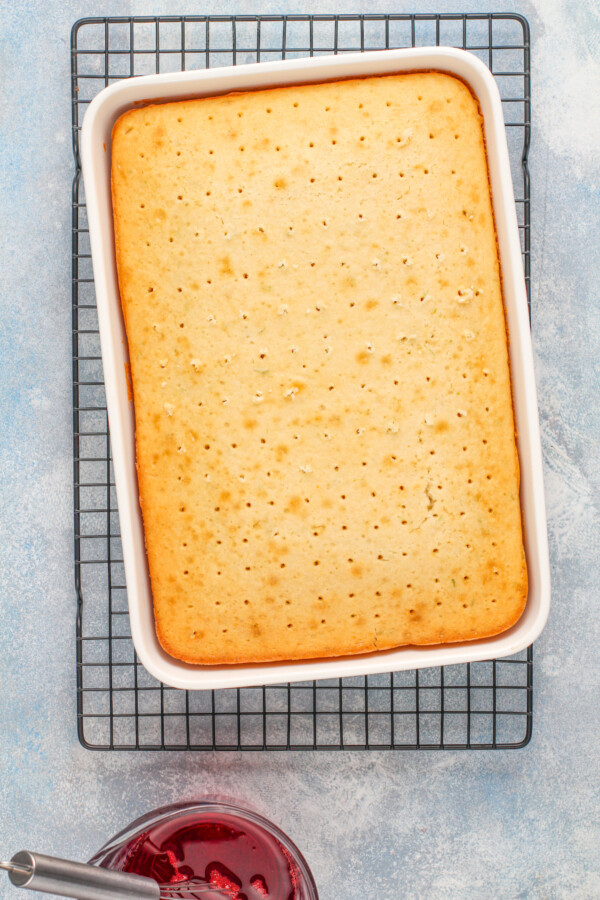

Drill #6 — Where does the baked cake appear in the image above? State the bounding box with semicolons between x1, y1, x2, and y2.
111;72;527;664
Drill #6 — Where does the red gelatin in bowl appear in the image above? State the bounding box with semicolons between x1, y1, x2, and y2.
106;809;299;900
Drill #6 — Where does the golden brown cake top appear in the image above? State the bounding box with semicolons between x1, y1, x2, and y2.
111;72;526;665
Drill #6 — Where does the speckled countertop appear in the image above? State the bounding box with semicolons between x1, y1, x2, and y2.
1;1;599;898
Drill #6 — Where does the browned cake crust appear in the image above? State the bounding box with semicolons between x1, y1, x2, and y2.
111;72;527;665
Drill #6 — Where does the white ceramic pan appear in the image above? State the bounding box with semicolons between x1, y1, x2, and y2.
81;47;550;689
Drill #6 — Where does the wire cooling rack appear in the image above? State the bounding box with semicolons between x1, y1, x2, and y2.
72;13;533;751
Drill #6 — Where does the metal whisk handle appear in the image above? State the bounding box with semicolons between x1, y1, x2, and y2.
0;851;160;900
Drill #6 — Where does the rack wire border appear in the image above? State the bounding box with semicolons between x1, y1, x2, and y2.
72;12;533;752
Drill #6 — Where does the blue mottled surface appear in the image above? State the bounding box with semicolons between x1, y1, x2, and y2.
1;1;599;897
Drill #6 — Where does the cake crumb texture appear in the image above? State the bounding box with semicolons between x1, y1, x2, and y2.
111;72;527;664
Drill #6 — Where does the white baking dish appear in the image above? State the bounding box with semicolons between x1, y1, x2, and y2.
81;47;550;690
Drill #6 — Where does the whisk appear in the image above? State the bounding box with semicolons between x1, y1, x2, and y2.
1;852;233;900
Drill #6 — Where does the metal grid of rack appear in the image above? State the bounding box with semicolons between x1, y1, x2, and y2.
72;13;533;751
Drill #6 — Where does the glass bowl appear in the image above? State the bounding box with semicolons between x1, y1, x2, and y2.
89;800;318;900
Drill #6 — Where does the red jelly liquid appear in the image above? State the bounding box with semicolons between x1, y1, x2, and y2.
106;810;298;900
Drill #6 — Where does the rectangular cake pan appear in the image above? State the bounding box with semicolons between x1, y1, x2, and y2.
81;47;550;690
